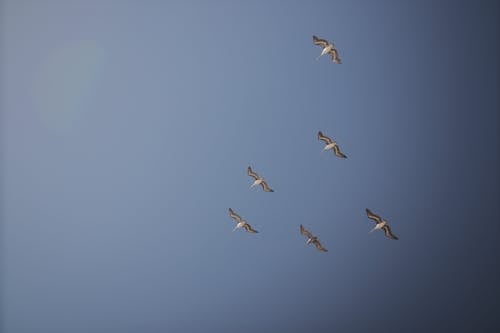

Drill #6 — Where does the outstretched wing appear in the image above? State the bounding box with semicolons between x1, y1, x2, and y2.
313;35;329;48
247;166;260;180
329;48;341;64
243;223;258;233
382;225;398;240
366;208;383;224
318;131;333;145
260;180;274;192
300;225;314;239
313;239;328;252
228;208;243;223
333;144;347;158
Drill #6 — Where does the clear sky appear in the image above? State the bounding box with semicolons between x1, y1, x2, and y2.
1;0;499;332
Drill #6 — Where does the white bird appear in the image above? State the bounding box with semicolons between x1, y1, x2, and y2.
365;208;398;240
228;208;258;233
318;131;347;158
300;225;328;252
247;166;274;192
313;35;341;63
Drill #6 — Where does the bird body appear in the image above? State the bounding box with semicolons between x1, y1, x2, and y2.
324;142;337;151
234;221;246;231
320;44;334;57
369;221;387;233
250;178;264;188
305;237;317;245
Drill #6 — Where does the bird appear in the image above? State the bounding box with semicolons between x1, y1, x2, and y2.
300;225;328;252
318;131;347;158
247;166;274;192
228;208;258;233
365;208;398;240
313;35;341;63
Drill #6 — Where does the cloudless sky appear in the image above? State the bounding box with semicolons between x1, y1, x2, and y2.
1;0;499;332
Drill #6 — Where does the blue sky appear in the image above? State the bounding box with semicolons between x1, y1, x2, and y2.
1;0;499;332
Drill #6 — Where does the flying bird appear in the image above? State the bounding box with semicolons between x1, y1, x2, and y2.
247;166;274;192
318;131;347;158
228;208;258;233
313;35;341;63
300;225;328;252
365;208;398;240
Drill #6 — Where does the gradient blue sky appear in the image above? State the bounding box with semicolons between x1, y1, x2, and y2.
1;0;499;332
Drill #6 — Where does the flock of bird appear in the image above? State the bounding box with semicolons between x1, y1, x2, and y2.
228;35;398;253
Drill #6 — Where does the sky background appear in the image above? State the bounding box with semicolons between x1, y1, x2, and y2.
1;0;499;332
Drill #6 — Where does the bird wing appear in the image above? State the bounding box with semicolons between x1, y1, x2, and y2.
300;225;314;239
382;225;398;240
260;180;274;192
313;35;329;48
228;208;243;223
243;223;258;233
333;144;347;158
247;166;260;180
313;239;328;252
366;208;383;224
318;131;333;145
329;48;341;63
